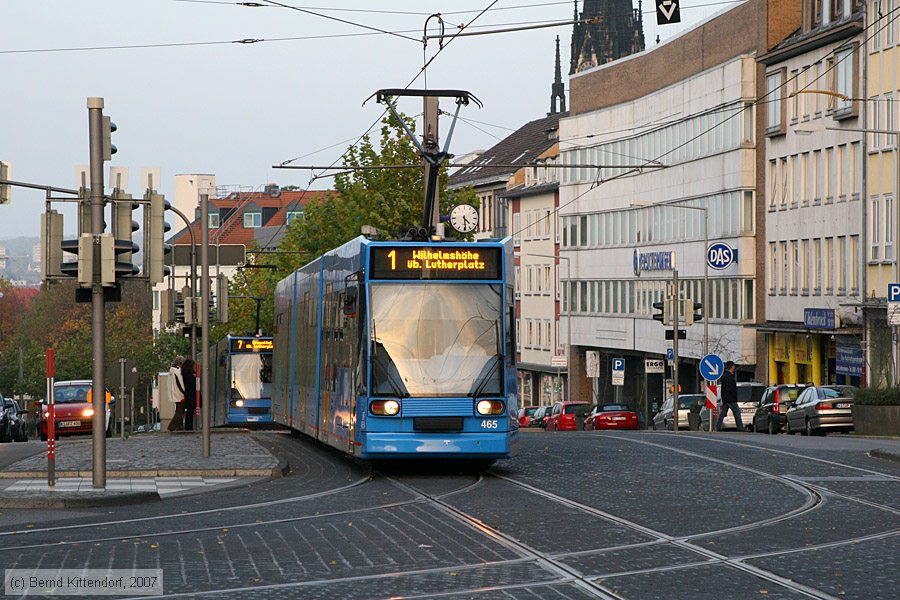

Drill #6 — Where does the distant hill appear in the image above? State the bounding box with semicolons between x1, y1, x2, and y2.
0;236;39;256
0;237;40;283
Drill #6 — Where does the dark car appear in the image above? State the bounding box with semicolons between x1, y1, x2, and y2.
785;385;857;436
584;403;639;430
530;406;551;429
751;384;807;434
546;401;591;431
1;396;30;443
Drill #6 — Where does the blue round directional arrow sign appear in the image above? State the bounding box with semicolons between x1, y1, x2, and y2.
707;242;735;270
699;354;724;381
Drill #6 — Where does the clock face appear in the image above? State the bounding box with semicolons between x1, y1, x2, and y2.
449;204;479;233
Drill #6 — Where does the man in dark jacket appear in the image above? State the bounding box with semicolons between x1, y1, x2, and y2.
716;360;744;431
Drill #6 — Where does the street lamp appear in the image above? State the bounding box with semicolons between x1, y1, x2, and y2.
530;252;571;403
795;123;900;383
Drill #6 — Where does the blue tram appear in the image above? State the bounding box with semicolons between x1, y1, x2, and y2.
271;236;518;460
210;335;274;425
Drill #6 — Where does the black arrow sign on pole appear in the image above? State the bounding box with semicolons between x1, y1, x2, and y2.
655;0;682;25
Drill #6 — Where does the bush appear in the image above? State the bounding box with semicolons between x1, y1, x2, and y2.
854;387;900;406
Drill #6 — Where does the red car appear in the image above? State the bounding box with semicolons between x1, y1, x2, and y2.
518;406;540;427
38;380;114;441
584;403;639;430
545;401;591;431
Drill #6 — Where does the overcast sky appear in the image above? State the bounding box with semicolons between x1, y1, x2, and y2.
0;0;733;239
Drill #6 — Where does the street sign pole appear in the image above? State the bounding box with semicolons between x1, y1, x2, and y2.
46;349;55;488
889;283;900;385
119;358;126;440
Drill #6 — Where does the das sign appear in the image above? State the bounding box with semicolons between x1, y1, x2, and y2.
706;242;737;270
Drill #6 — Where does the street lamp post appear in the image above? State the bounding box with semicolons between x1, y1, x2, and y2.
531;253;571;403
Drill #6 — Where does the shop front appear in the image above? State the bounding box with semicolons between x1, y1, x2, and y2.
763;309;863;387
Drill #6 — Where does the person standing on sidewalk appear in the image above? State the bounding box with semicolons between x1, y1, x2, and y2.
167;356;186;432
181;358;197;432
716;360;745;432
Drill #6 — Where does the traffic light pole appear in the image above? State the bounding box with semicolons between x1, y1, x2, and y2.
87;97;107;489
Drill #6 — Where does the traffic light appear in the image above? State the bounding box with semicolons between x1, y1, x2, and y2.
216;273;229;323
144;192;172;285
159;289;174;326
683;301;703;326
40;210;64;280
60;234;94;285
652;299;671;326
102;116;117;161
112;191;140;279
0;161;11;204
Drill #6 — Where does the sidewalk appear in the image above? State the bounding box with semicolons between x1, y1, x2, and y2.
0;432;287;508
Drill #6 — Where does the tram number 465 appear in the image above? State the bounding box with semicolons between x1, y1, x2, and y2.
480;420;499;429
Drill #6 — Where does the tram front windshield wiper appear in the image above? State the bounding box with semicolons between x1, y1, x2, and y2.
469;354;502;398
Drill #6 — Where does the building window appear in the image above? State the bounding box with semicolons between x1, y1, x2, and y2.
824;237;834;294
769;242;777;295
834;45;857;117
208;213;220;229
813;238;822;294
837;236;847;294
850;235;860;293
871;195;881;261
243;212;262;228
886;194;895;261
801;239;810;295
766;69;786;135
781;241;789;294
286;211;303;225
790;241;799;295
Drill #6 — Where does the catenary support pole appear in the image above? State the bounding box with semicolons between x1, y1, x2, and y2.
201;193;211;457
672;269;680;433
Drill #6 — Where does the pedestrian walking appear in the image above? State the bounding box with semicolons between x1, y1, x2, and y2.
182;358;197;432
167;356;186;432
716;360;745;432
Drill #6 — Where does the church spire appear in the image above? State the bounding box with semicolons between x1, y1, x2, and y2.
550;35;566;114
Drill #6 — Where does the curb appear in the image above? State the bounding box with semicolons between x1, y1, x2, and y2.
0;459;289;480
0;491;160;509
869;449;900;464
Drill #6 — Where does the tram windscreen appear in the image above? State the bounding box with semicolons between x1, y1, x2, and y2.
370;284;503;398
231;353;273;400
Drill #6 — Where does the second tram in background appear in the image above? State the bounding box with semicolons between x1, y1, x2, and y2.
271;235;518;461
209;335;274;426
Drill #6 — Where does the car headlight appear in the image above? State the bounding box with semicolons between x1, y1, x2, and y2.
43;411;49;418
476;400;505;415
83;408;94;417
370;399;401;416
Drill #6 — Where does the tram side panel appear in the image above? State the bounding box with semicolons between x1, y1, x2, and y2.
292;266;322;438
318;241;363;455
272;274;294;427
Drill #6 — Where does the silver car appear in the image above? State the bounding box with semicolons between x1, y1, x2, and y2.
653;394;705;430
785;385;856;436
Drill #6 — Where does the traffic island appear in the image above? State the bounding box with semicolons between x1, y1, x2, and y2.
0;432;288;508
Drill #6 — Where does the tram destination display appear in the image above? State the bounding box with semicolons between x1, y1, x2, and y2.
370;246;502;280
229;338;274;353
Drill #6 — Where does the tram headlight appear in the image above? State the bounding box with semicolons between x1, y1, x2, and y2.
476;400;505;415
370;399;401;416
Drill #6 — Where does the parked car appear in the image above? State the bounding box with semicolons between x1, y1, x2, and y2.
530;406;551;429
653;394;705;431
518;406;540;428
751;384;808;434
700;382;767;430
37;380;114;441
1;395;30;443
584;403;639;430
785;385;857;436
546;401;591;431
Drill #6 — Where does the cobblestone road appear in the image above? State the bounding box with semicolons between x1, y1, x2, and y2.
0;430;897;599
